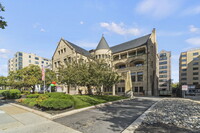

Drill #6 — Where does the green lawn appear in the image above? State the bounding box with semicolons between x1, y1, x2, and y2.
20;92;128;110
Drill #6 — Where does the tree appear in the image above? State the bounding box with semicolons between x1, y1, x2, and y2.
0;3;7;29
57;59;120;95
0;76;7;89
45;69;57;86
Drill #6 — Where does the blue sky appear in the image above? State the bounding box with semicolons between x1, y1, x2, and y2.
0;0;200;82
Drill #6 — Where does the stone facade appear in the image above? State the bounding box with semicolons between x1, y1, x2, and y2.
52;29;159;96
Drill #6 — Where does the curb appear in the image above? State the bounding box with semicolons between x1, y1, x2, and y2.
10;97;133;120
122;99;161;133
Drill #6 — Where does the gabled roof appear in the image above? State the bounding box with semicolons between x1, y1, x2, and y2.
66;40;90;57
110;34;151;53
96;36;110;50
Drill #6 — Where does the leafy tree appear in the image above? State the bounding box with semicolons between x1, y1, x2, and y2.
45;69;57;86
57;59;120;95
0;3;7;29
0;76;7;89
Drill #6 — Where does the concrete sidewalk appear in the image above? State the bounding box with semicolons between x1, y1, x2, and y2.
0;103;81;133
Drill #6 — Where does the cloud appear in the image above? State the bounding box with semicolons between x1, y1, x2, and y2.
100;22;141;36
33;23;46;32
80;21;84;25
189;25;200;33
40;28;46;32
186;37;200;46
0;49;10;59
183;5;200;15
0;49;10;54
135;0;180;18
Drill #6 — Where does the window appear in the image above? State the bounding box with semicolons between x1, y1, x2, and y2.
129;51;136;57
119;80;125;83
159;75;167;78
193;52;199;56
121;54;127;59
181;64;187;67
113;55;119;60
160;57;167;60
193;77;199;80
193;82;199;85
137;72;143;81
193;57;199;61
135;61;144;67
58;51;60;55
64;48;66;52
35;61;39;64
54;62;57;67
182;69;187;71
115;64;126;69
181;54;187;57
159;70;167;74
41;61;44;64
131;72;136;82
18;52;23;56
35;57;39;60
118;87;125;92
29;60;31;63
29;55;31;58
139;87;143;92
159;66;167;69
61;49;63;53
181;78;187;80
46;62;48;65
193;67;199;70
181;73;187;76
181;59;187;62
160;53;166;57
193;72;198;75
159;79;167;82
159;61;167;65
193;62;199;65
134;87;138;92
160;84;167;87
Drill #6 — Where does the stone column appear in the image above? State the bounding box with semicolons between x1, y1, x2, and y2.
112;84;116;95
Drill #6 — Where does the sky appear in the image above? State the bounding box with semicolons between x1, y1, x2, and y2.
0;0;200;82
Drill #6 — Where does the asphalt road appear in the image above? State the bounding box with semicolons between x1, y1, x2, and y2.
54;97;160;133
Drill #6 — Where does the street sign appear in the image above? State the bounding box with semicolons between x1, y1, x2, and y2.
182;85;188;91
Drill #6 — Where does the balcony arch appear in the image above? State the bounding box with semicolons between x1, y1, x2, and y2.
115;62;126;69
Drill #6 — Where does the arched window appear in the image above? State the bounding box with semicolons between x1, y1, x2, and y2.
129;60;144;67
115;63;126;69
135;61;144;67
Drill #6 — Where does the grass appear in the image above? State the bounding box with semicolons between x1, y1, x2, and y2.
20;93;128;110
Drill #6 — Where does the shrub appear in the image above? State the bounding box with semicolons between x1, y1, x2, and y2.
39;98;74;110
26;94;40;98
22;98;37;107
2;89;21;99
46;92;73;100
22;91;30;95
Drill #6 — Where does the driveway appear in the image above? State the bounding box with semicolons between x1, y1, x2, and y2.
54;97;160;133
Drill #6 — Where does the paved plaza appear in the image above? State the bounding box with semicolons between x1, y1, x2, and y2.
0;102;80;133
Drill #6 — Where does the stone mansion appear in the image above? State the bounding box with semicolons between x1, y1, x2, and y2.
52;29;159;96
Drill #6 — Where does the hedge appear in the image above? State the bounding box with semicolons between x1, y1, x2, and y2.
39;98;74;110
2;89;21;99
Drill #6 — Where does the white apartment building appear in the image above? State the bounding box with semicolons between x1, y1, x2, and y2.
8;52;51;72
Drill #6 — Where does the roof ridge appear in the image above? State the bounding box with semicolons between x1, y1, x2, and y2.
111;34;151;48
